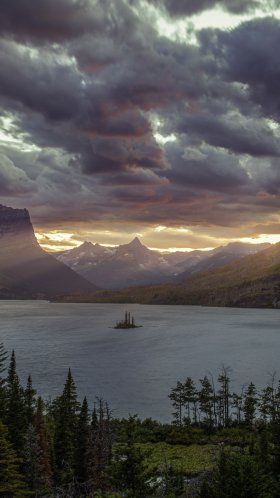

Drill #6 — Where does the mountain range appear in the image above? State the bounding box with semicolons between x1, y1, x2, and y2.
55;238;269;289
0;205;96;298
0;202;278;308
63;241;280;308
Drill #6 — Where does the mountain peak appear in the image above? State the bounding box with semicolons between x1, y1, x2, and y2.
0;204;95;296
0;204;35;243
128;237;144;247
79;241;94;250
117;236;149;256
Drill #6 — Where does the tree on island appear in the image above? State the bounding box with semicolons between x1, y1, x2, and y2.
114;311;140;329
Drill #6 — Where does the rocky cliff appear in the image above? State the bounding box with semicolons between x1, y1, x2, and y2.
0;204;96;297
0;205;35;242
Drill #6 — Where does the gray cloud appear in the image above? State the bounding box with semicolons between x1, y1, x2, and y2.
0;0;279;239
176;112;280;157
0;153;34;195
0;0;103;43
200;17;280;120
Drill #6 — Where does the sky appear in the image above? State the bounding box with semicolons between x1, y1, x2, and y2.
1;0;280;252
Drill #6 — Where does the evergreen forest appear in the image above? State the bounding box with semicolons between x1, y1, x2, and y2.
2;343;280;497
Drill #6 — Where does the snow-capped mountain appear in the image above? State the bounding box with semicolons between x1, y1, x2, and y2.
55;237;270;289
56;237;199;288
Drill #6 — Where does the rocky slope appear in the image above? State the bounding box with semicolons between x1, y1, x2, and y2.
0;205;96;298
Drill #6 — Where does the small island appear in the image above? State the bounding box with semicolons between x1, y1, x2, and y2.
114;311;142;329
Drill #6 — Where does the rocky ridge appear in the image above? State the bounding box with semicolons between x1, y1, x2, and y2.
0;204;96;298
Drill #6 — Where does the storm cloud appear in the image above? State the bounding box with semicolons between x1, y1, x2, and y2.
0;0;280;248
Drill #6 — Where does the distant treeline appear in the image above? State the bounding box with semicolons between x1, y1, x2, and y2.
168;365;278;429
2;343;280;497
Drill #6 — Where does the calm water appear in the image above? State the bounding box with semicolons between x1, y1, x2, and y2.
0;301;280;421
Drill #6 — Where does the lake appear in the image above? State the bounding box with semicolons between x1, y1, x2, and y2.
0;301;279;421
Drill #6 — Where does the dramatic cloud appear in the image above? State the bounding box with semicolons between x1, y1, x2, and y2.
0;0;280;249
0;0;102;43
0;154;34;195
210;18;280;120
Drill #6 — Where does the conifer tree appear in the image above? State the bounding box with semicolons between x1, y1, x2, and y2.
0;342;8;379
232;390;244;424
87;399;113;494
0;342;8;419
270;419;280;480
0;420;30;497
274;380;280;419
260;384;276;423
199;376;214;431
34;397;53;493
5;350;27;455
217;366;231;427
24;375;36;426
23;424;39;491
75;396;90;484
183;377;197;425
200;447;273;498
169;381;185;426
109;416;154;498
91;405;98;430
243;382;258;428
54;368;80;486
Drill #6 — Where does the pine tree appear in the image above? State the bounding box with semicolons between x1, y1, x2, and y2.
217;366;231;428
91;405;98;430
232;390;244;424
260;383;276;423
75;396;90;484
183;377;197;425
87;399;113;494
34;397;53;493
0;342;8;419
168;381;185;426
54;368;80;486
0;342;8;379
5;350;27;456
24;375;36;426
200;447;274;498
0;420;30;497
199;376;214;431
243;382;258;428
270;418;280;480
23;423;38;491
110;416;154;498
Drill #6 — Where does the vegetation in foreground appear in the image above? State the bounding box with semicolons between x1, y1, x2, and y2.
2;343;280;496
